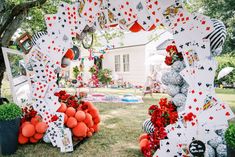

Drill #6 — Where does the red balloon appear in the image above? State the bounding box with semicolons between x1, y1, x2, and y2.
65;49;75;60
129;21;143;32
148;24;156;31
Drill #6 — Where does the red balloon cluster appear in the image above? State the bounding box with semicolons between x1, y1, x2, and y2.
18;115;48;144
57;101;101;141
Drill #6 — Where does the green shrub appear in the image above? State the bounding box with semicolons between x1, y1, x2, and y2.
225;124;235;149
0;103;22;121
98;69;112;85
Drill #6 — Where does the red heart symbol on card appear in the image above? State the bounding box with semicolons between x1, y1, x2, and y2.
126;1;129;5
156;19;159;23
49;23;52;27
53;16;56;20
84;12;87;16
154;1;158;5
94;2;98;6
206;27;210;30
191;122;195;126
189;106;192;109
89;8;92;11
194;98;197;102
191;90;195;94
196;107;199;111
152;11;156;15
209;116;213;120
149;4;152;8
47;17;50;20
121;5;124;8
226;112;230;116
199;92;202;95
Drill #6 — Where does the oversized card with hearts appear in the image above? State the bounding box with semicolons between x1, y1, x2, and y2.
144;0;164;26
118;0;138;26
32;81;48;99
81;0;101;26
45;14;60;38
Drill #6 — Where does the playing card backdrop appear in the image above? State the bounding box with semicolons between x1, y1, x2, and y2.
23;0;233;155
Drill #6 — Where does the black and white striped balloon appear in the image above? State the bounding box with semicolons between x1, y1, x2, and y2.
205;19;227;56
31;31;47;46
142;119;154;134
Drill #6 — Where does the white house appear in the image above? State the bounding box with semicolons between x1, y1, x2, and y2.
102;30;173;86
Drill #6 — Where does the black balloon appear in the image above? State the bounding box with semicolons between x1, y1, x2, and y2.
71;45;80;60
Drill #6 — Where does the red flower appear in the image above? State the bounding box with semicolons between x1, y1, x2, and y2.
164;56;173;65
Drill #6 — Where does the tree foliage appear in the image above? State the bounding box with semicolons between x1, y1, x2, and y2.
190;0;235;55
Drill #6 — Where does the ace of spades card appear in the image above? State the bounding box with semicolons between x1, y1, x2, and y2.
133;0;154;31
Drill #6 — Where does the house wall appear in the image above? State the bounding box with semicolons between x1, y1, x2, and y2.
103;45;146;86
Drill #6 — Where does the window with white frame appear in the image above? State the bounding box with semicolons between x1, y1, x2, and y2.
123;54;129;72
114;55;120;72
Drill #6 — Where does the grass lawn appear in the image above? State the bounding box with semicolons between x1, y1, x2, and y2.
3;88;235;157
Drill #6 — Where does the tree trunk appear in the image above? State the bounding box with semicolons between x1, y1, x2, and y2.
0;0;47;96
0;47;6;97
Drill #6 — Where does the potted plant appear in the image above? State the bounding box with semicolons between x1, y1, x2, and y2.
225;123;235;157
0;100;22;155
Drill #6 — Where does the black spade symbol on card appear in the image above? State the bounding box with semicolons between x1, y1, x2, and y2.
199;66;204;70
112;8;116;11
201;45;206;49
189;140;206;156
166;142;170;145
181;27;185;32
206;84;211;87
147;16;151;20
62;12;65;15
137;2;143;11
198;82;202;86
167;149;170;153
208;67;213;71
